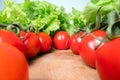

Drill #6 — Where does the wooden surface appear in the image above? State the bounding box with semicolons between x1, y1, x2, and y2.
29;49;100;80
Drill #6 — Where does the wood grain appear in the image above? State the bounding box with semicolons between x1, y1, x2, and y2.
29;49;100;80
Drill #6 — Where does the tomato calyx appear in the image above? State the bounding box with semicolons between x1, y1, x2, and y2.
20;25;36;40
0;23;22;36
85;10;120;51
106;11;120;40
20;32;29;41
95;7;103;31
0;23;7;28
0;23;34;37
73;30;87;40
89;11;120;51
94;35;108;50
77;30;88;38
7;23;22;36
85;7;103;34
85;32;108;51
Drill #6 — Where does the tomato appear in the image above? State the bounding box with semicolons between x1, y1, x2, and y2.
69;32;85;54
0;30;26;54
37;32;52;53
20;31;41;59
0;42;28;80
53;31;70;50
96;38;120;80
79;30;106;67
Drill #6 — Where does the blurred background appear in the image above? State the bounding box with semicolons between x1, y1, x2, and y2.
0;0;90;12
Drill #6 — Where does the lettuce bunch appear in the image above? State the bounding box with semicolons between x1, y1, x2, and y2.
0;0;85;36
82;0;120;24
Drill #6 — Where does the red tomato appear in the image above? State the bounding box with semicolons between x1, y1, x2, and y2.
37;32;52;53
0;30;26;54
53;31;70;50
0;42;28;80
96;38;120;80
79;30;106;67
69;32;85;54
20;31;41;59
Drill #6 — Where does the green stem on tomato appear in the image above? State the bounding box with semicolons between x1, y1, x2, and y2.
94;35;108;50
95;11;120;50
0;24;7;27
20;32;28;40
76;30;88;39
94;7;102;31
27;24;35;32
106;11;120;40
85;7;103;34
6;23;21;36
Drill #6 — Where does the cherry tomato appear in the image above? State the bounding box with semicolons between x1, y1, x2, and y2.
0;30;26;54
0;42;28;80
79;30;106;67
37;32;52;53
96;38;120;80
53;31;70;50
69;32;85;54
20;31;41;59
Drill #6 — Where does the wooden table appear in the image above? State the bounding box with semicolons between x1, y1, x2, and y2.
29;49;100;80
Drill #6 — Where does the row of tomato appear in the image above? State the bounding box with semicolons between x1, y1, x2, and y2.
68;29;120;80
53;30;120;80
0;29;54;80
0;28;120;80
0;29;70;80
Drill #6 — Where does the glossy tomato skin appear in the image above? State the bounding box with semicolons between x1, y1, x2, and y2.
0;42;28;80
0;30;26;54
69;32;85;54
96;38;120;80
37;32;52;53
79;30;106;67
20;31;41;59
53;31;70;50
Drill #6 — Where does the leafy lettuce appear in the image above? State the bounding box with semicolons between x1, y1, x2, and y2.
82;0;120;24
0;0;85;36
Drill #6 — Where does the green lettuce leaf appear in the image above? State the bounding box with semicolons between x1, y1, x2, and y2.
82;0;120;24
0;0;30;28
0;0;85;36
67;8;85;36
